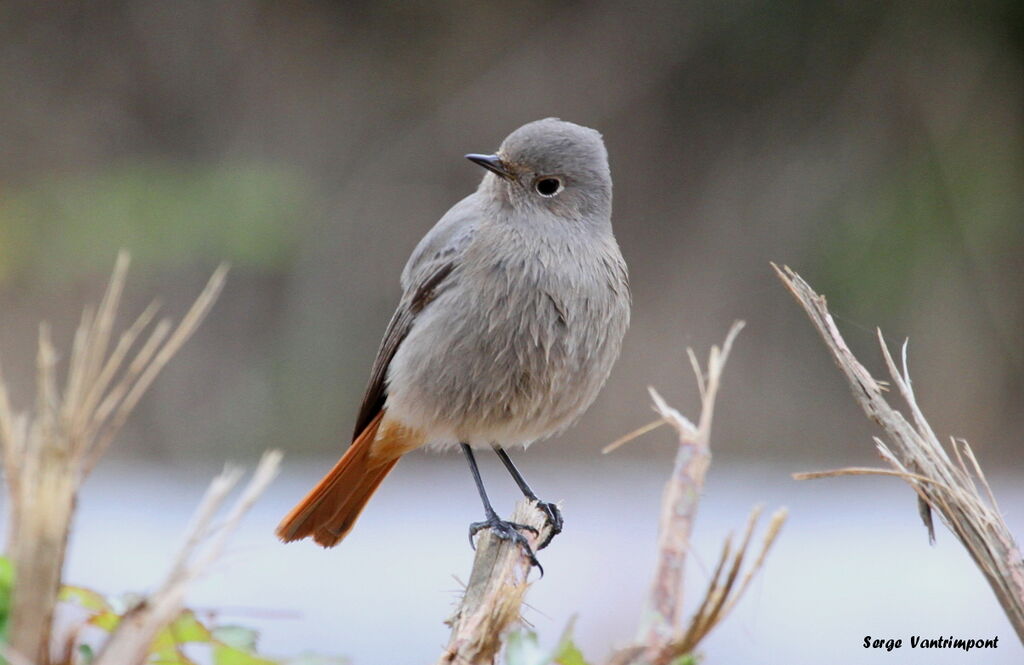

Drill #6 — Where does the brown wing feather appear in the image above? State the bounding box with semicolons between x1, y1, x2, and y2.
351;262;455;438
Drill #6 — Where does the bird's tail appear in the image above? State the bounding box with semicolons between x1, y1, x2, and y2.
276;411;412;547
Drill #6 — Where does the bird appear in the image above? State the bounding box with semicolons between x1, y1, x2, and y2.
276;118;630;563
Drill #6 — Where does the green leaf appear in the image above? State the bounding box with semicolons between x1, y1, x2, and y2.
150;628;178;652
148;645;200;665
0;556;12;642
213;644;278;665
553;638;589;665
505;617;593;665
212;625;259;651
88;611;121;632
0;557;13;588
60;585;112;612
668;655;698;665
167;610;214;643
77;644;94;665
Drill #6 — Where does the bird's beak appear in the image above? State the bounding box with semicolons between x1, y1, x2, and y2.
465;153;514;180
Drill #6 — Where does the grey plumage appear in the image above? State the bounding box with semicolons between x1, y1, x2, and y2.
372;118;630;449
277;118;630;547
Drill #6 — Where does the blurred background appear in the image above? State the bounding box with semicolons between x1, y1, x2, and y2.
2;1;1023;663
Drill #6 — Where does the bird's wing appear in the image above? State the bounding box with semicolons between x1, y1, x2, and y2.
351;261;454;437
350;195;480;438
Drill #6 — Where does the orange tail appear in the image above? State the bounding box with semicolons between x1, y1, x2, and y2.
276;412;409;547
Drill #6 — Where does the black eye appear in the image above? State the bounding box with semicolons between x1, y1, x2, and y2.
534;177;562;197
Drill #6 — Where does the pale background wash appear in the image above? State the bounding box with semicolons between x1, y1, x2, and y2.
1;1;1023;662
57;458;1024;663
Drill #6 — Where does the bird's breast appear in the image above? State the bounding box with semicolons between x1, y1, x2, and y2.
385;231;629;448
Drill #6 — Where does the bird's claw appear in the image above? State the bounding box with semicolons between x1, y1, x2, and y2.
468;517;543;574
532;500;563;550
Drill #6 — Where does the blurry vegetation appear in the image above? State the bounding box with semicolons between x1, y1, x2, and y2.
815;112;1024;325
0;1;1021;464
0;556;345;665
0;256;303;664
503;628;592;665
0;163;308;284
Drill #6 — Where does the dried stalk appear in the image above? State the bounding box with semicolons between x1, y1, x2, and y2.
0;253;227;664
605;322;786;665
92;451;282;665
662;507;786;660
638;321;742;650
775;263;1024;644
437;499;553;665
4;329;75;665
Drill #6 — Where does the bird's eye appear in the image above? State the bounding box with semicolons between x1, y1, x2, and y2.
534;177;563;197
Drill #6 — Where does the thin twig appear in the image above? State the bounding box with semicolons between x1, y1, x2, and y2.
602;418;667;454
793;466;955;491
93;451;282;665
86;264;227;473
663;508;787;660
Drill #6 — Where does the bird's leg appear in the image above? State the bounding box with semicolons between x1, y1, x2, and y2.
492;445;563;549
461;443;541;570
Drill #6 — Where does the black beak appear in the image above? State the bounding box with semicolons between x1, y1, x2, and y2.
465;153;514;180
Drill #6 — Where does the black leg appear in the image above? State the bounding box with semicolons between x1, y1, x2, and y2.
461;443;541;571
492;446;563;549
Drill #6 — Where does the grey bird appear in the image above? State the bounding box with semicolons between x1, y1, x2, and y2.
276;118;630;561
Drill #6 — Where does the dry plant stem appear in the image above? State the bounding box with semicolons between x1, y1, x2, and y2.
0;253;227;665
606;322;787;665
92;451;281;665
437;499;552;665
774;263;1024;644
665;507;787;659
5;330;75;665
638;321;743;651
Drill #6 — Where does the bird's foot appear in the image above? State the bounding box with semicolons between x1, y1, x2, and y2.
468;516;542;573
532;500;563;550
